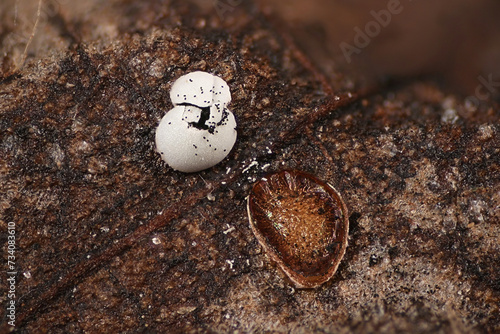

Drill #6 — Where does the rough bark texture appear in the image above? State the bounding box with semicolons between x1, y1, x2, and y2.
1;1;499;333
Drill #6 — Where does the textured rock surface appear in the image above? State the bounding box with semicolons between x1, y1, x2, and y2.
1;1;499;333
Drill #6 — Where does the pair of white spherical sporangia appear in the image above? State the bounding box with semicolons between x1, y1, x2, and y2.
155;71;237;173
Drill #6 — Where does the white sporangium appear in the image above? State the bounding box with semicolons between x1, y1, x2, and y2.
155;71;237;173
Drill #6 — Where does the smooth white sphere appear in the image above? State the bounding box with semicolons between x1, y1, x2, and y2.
170;71;231;108
155;105;237;173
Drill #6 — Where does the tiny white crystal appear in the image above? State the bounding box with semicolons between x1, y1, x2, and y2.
155;71;237;173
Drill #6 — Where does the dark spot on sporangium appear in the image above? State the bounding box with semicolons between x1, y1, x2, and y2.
178;103;212;132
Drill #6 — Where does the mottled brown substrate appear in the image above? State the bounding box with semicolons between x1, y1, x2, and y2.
0;1;498;333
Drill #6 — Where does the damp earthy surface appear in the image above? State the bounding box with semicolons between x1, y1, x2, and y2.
0;0;499;333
